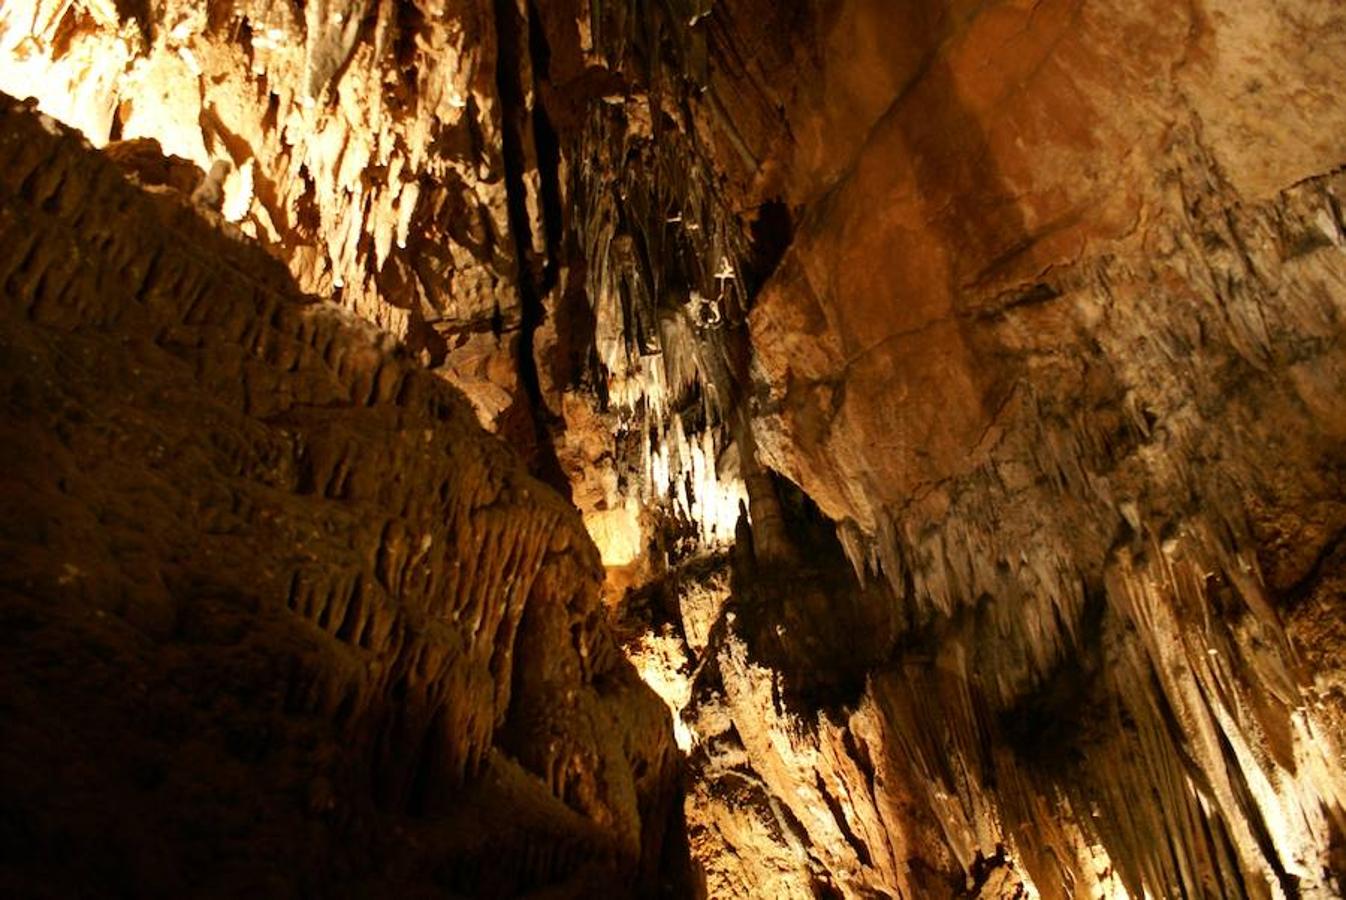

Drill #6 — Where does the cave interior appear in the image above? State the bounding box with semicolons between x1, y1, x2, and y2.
2;0;1346;897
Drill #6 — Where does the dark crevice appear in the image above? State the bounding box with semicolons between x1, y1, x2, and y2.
814;773;873;868
999;578;1108;768
1279;522;1346;610
728;471;899;717
526;0;565;296
1215;723;1301;898
491;0;570;498
959;845;1017;898
743;198;793;296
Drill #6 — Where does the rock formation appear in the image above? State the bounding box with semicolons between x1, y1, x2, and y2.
4;0;1346;898
0;96;678;896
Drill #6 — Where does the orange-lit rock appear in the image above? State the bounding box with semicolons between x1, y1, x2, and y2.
664;1;1346;895
5;0;1346;897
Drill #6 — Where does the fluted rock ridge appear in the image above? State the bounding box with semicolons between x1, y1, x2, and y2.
0;95;678;897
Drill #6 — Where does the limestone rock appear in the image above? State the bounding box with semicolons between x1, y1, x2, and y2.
6;0;1346;897
0;96;678;897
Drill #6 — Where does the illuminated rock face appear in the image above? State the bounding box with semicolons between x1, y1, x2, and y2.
672;2;1346;896
657;2;1346;896
5;1;1346;898
0;0;504;330
0;0;748;580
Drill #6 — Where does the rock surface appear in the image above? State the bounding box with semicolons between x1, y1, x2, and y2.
0;0;750;580
651;1;1346;896
0;95;678;897
5;0;1346;898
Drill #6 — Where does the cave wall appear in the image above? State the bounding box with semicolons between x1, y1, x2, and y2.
0;95;678;897
5;1;1346;898
0;0;755;585
646;1;1346;897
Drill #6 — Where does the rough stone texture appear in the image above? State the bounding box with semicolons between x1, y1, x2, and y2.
742;0;1346;533
0;96;678;898
7;1;1346;898
0;0;566;486
652;1;1346;897
0;0;504;331
0;0;751;580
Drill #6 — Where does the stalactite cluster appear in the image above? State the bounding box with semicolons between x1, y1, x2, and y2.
3;1;1346;898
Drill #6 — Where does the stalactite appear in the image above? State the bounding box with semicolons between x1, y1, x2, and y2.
5;1;1346;897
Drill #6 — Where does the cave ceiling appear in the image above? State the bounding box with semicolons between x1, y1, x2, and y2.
2;0;1346;897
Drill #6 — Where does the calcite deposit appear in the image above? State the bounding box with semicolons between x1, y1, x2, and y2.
0;96;677;896
4;0;1346;898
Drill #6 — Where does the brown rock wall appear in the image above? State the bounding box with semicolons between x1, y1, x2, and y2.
6;1;1346;897
0;95;677;898
636;1;1346;896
